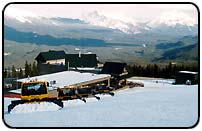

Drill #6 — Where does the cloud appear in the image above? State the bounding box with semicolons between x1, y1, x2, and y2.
5;4;198;23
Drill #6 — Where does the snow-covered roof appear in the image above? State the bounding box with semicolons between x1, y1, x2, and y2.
179;71;198;75
17;71;110;88
69;67;97;71
9;89;21;94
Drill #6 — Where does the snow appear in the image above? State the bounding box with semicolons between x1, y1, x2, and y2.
17;71;110;88
4;52;11;56
10;102;62;114
179;71;198;74
114;47;122;50
142;44;146;47
4;78;198;127
76;67;97;70
5;7;38;23
149;11;196;27
75;48;80;51
82;11;140;34
9;89;21;94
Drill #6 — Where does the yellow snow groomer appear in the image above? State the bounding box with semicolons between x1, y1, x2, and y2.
21;80;48;100
8;80;63;113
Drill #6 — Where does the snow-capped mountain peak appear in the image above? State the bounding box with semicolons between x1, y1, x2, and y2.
4;8;197;36
149;11;196;27
82;11;141;34
5;7;39;23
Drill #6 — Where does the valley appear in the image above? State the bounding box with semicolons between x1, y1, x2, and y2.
3;6;199;68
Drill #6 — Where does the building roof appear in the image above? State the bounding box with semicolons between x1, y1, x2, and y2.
17;71;110;88
179;71;198;75
35;50;66;62
66;54;98;68
100;62;127;75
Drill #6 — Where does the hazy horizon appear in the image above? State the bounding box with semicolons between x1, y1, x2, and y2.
4;4;198;23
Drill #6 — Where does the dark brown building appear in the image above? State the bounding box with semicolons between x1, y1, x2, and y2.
35;50;99;75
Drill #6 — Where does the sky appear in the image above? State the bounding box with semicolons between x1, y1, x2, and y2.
4;4;198;23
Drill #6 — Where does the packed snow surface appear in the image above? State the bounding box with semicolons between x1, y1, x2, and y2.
4;79;198;127
10;102;61;114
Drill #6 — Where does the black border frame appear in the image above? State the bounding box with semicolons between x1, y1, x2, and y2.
1;2;200;129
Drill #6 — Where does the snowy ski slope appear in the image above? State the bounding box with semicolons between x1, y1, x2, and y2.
3;79;198;127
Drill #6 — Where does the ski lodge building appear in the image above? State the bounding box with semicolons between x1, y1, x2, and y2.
175;71;198;85
35;50;66;65
32;50;129;93
35;50;99;75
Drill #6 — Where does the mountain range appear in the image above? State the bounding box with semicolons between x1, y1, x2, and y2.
4;8;199;67
4;8;198;38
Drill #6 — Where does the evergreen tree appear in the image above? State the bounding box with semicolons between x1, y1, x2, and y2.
32;61;38;76
7;70;11;78
29;63;33;76
19;68;23;78
138;65;143;76
144;64;153;77
4;69;7;78
126;62;198;79
12;65;17;78
167;62;172;78
154;64;159;78
25;61;30;77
